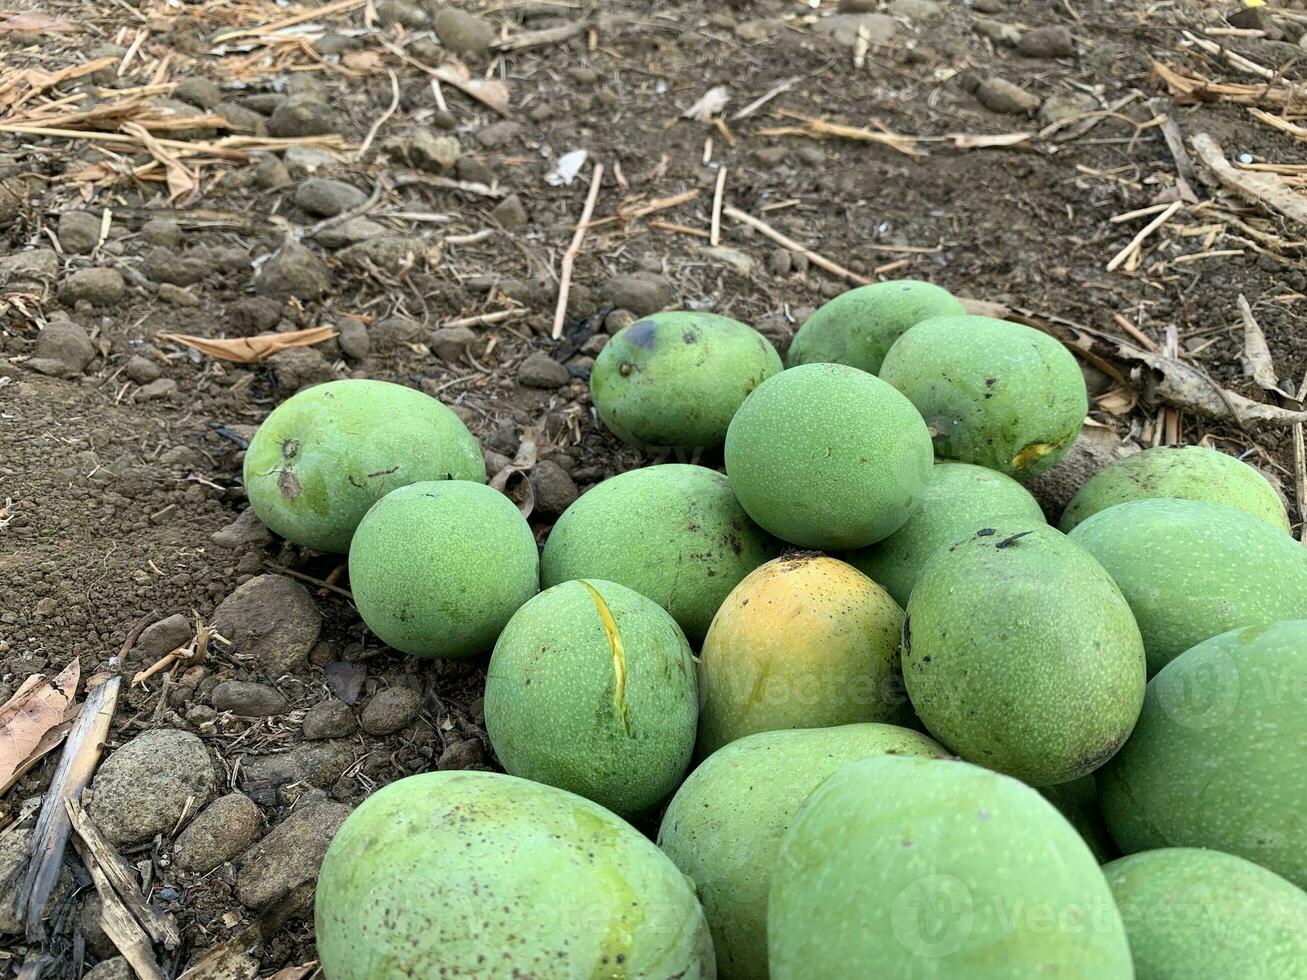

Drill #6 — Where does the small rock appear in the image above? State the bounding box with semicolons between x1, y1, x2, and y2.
838;0;876;9
976;77;1041;115
141;219;181;248
0;248;58;281
1229;7;1277;35
530;459;578;517
491;193;528;228
269;347;334;392
243;742;353;791
475;120;523;149
567;66;598;85
337;237;425;276
256;242;330;300
703;245;755;276
213;680;288;717
370;314;422;352
84;958;132;980
151;98;216;140
518;351;571;389
1027;430;1122;519
134;378;178;402
88;729;218;846
437;738;484;770
888;0;942;21
812;13;897;47
57;211;102;254
217;100;267;135
268;96;337;138
253;155;293;189
174;77;222;109
29;318;94;377
212;508;274;549
360;687;422;735
313;216;386;250
60;267;124;306
601;273;674;316
1039;91;1098;126
336;316;370;359
433;7;496;57
1017;25;1075;58
230;296;284;334
135;613;192;661
456;156;495;184
158;282;199;306
769;249;793;276
407;131;461;173
974;17;1022;46
580;333;608;356
303;699;356;740
973;0;1005;10
294;178;367;218
143;246;211;286
375;0;429;28
604;309;636;334
283;146;338;178
173;793;263;872
431;324;477;362
211;574;322;675
236;796;350;908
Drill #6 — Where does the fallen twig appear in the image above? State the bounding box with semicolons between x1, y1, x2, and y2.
211;0;365;43
1147;97;1199;203
1106;200;1182;272
710;167;726;247
438;309;523;329
723;206;870;285
492;21;589;52
354;70;399;161
553;162;605;339
730;77;798;121
760;112;925;158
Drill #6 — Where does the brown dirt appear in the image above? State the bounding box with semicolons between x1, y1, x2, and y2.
3;0;1306;973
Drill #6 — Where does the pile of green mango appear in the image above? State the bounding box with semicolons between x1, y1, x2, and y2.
239;281;1307;978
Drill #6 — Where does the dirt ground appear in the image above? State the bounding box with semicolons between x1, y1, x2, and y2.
3;0;1306;975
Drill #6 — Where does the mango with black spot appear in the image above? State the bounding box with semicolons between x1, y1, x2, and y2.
905;524;1146;786
316;770;715;979
484;579;698;818
879;314;1088;480
244;379;485;552
697;554;908;757
591;310;782;451
541;464;779;645
659;723;946;980
348;480;538;658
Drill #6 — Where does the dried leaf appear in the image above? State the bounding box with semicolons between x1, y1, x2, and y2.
430;61;510;116
1192;131;1307;227
268;965;317;980
342;49;382;71
1238;293;1289;396
0;12;78;32
683;86;730;122
488;425;541;518
1096;388;1137;415
0;660;79;793
157;326;336;363
121;122;197;203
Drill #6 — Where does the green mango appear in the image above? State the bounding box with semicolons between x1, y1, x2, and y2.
348;481;537;658
768;756;1133;979
244;379;484;553
316;770;715;978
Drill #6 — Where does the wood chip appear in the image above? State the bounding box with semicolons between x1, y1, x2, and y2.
156;326;336;363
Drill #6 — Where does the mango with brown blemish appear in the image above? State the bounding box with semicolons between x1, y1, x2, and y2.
484;579;698;817
244;379;485;552
879;314;1088;481
590;311;783;451
696;554;909;757
316;770;715;979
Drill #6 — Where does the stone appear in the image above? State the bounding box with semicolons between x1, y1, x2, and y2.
491;193;528;228
456;156;495;184
143;247;211;286
518;351;571;389
88;729;218;846
529;459;579;517
1018;25;1075;58
57;211;102;254
375;0;428;28
433;7;496;57
84;958;132;980
212;508;274;549
268;96;337;138
174;77;221;109
408;131;461;173
769;249;793;276
253;155;293;189
475;120;523;149
230;296;284;334
173;793;263;872
211;574;322;676
151;98;217;140
283;146;338;178
303;699;356;740
141;219;181;248
888;0;942;21
600;273;674;316
1;829;72;933
431;324;477;362
60;267;124;306
217;101;266;135
157;282;199;306
256;242;330;300
294;178;367;217
360;687;422;735
974;17;1022;46
29;318;94;377
976;77;1042;115
436;737;484;770
973;0;1005;9
703;245;755;276
243;742;354;792
213;680;288;717
135;613;192;662
812;13;897;47
0;248;58;282
134;378;177;402
269;347;334;393
1040;91;1098;126
337;237;425;276
567;66;598;85
336;317;370;359
1028;430;1123;520
313;217;385;249
236;796;350;908
369;314;422;352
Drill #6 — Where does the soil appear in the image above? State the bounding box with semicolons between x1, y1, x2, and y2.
3;0;1306;974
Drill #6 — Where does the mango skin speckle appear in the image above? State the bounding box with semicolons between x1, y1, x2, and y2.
768;756;1133;979
905;524;1146;786
1059;444;1290;532
697;554;909;757
724;363;934;549
1103;848;1307;980
1068;497;1307;675
244;379;485;553
1100;620;1307;890
315;770;715;980
879;314;1088;480
658;724;946;980
540;464;779;645
348;480;538;659
786;279;965;374
591;311;782;451
485;579;698;818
